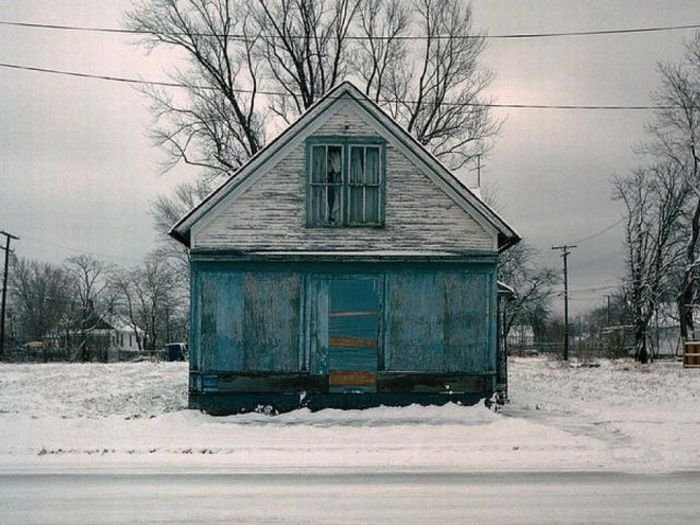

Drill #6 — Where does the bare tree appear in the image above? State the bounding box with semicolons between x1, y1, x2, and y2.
497;243;559;348
110;268;145;351
254;0;360;121
152;178;214;270
126;0;266;180
645;33;700;341
359;0;499;169
127;0;499;179
612;162;687;362
353;0;409;107
64;256;114;362
113;255;188;351
10;258;73;351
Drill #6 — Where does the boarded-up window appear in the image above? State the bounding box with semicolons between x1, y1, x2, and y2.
242;274;301;372
385;272;493;372
196;271;302;373
385;274;445;371
198;273;244;371
307;138;384;226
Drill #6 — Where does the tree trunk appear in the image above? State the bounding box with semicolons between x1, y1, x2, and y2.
634;322;649;364
679;196;700;341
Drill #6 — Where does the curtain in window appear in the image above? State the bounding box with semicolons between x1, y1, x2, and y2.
311;145;342;225
365;147;380;223
348;146;380;223
349;147;364;222
327;146;342;224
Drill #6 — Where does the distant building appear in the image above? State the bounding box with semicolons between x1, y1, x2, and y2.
44;316;145;361
170;82;520;414
507;325;535;348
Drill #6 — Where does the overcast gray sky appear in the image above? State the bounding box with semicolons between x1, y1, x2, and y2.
1;0;699;316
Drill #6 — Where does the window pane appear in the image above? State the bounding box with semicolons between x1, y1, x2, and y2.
327;146;342;184
311;146;326;183
365;147;380;184
349;147;364;184
348;186;364;223
365;187;380;223
327;185;341;224
311;187;325;224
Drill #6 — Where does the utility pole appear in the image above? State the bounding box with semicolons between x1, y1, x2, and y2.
0;230;19;361
552;244;576;360
468;154;484;188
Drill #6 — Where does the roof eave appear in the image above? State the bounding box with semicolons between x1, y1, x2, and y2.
168;226;190;248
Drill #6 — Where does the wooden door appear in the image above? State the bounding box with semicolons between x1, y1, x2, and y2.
327;278;380;393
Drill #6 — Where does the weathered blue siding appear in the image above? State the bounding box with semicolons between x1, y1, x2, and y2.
385;271;493;373
189;259;498;412
192;268;301;374
242;273;301;371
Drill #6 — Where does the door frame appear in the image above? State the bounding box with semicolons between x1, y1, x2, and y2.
303;273;386;378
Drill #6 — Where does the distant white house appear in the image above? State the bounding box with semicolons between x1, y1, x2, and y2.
102;317;145;359
44;316;145;361
507;324;535;348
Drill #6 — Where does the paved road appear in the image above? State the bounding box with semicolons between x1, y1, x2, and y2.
1;471;699;524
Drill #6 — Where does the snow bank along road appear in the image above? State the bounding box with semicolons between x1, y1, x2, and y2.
3;471;699;525
0;357;699;473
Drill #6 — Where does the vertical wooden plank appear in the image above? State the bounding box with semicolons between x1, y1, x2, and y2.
488;270;497;374
299;275;308;372
309;279;329;375
242;273;301;372
215;273;244;370
200;272;244;371
443;272;489;372
199;273;216;371
386;272;445;371
189;266;201;372
378;275;389;371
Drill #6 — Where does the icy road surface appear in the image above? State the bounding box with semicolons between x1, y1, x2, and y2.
2;471;699;524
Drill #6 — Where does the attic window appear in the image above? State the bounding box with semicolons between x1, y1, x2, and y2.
307;137;385;227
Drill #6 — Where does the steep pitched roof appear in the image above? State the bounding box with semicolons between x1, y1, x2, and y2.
170;81;520;252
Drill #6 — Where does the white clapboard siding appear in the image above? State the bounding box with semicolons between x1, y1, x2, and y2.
194;103;495;253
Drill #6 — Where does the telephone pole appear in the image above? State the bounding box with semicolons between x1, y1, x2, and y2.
468;154;484;188
552;244;576;360
0;230;19;361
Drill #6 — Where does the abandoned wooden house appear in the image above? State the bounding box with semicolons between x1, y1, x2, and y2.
170;82;520;414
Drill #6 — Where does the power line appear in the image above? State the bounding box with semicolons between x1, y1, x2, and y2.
568;284;621;293
2;19;700;40
21;235;144;265
571;217;625;244
0;62;682;111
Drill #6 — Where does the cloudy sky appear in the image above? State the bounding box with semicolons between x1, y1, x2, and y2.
1;0;699;316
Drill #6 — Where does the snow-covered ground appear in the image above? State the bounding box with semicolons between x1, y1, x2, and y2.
0;357;698;473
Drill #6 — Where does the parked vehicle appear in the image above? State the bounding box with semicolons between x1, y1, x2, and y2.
164;343;188;362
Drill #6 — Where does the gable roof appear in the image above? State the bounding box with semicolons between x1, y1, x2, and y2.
170;81;520;252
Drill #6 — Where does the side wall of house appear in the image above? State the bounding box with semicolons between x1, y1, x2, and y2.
192;101;496;254
188;260;497;410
